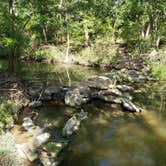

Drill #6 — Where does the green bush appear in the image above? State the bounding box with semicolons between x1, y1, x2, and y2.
0;100;16;129
75;38;119;66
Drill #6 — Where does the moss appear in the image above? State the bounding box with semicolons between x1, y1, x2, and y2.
44;142;66;157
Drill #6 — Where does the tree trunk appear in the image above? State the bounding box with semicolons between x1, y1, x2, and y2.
8;0;16;73
156;36;160;48
65;13;70;62
84;24;89;47
65;66;71;86
9;0;14;15
145;23;150;38
42;26;48;43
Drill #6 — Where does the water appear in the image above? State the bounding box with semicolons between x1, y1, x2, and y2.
0;59;104;86
59;88;166;166
0;59;166;166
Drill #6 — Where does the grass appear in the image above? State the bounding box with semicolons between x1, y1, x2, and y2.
148;46;166;79
0;132;22;166
150;63;166;79
23;38;119;67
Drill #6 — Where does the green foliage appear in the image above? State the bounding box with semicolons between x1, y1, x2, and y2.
75;38;119;66
0;100;16;128
149;57;166;79
148;47;166;79
2;38;18;47
0;0;166;67
150;63;166;79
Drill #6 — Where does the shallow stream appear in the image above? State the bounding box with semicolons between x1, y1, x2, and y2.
0;60;166;166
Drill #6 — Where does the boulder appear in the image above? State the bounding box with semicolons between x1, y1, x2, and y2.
28;85;42;98
41;86;59;100
36;132;50;145
38;142;67;166
52;87;68;101
87;76;113;89
62;115;80;136
116;85;132;92
29;100;42;108
105;70;125;83
62;110;88;137
22;117;35;132
65;86;90;107
91;88;122;103
121;98;140;112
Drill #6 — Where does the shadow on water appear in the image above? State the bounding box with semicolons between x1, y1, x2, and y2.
59;83;166;166
1;59;166;166
0;59;104;86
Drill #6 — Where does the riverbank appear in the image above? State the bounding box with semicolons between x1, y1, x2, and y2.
19;43;166;80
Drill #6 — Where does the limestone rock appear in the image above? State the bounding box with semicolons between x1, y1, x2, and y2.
28;85;42;98
62;110;88;137
38;142;67;166
65;86;90;107
22;117;35;132
116;85;132;92
36;132;50;145
121;98;140;112
29;100;42;108
87;76;113;89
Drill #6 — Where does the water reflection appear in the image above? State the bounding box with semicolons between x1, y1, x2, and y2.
60;94;166;166
0;59;104;86
15;62;104;86
1;59;166;166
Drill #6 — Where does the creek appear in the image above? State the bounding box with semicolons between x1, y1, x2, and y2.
0;60;166;166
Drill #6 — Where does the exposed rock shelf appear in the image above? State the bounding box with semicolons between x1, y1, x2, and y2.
28;75;141;113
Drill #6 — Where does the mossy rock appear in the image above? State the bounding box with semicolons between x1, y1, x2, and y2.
44;142;67;157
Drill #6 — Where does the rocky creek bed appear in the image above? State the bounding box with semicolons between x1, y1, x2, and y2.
1;58;165;166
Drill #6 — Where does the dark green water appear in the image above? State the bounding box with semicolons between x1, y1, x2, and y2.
0;60;166;166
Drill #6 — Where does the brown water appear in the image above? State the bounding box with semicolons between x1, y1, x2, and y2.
59;90;166;166
33;83;166;166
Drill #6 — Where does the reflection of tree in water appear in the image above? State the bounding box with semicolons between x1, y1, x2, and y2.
14;62;103;86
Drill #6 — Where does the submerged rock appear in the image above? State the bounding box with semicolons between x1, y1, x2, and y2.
18;119;50;162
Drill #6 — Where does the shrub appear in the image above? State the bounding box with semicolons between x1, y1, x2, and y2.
0;100;16;129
